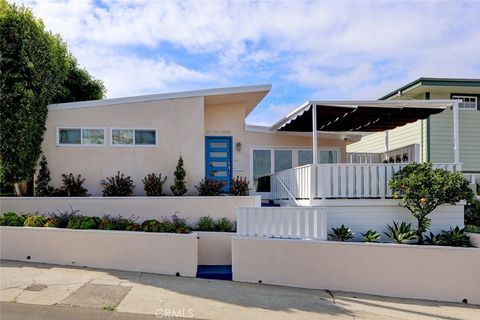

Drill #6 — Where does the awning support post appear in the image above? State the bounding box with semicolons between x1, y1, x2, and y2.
312;104;318;164
453;100;460;164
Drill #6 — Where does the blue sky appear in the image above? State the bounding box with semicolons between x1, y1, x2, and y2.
17;0;480;125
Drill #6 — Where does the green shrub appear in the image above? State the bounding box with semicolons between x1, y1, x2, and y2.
55;173;89;196
196;216;216;231
171;214;190;233
0;212;26;226
44;207;79;228
67;216;100;229
195;178;224;196
230;176;249;196
389;162;473;244
423;232;442;245
465;224;480;234
384;221;417;244
24;214;47;227
98;215;116;230
170;156;187;196
215;217;234;232
438;227;470;247
34;156;55;196
465;198;480;226
125;222;142;231
142;173;167;196
361;229;381;243
101;171;135;196
141;219;162;232
328;225;354;241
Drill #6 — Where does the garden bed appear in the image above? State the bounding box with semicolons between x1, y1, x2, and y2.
232;237;480;304
0;226;198;277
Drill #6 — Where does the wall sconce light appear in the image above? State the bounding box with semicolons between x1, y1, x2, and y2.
236;142;242;152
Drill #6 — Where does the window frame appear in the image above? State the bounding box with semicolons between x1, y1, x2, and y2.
110;128;158;147
56;127;106;147
451;94;479;111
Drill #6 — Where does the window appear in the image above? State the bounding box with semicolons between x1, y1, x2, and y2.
319;149;338;164
298;150;313;166
112;129;156;146
274;150;293;172
58;128;104;145
452;95;477;110
252;150;271;190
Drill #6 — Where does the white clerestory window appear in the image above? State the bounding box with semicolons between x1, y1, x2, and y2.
111;129;157;146
57;128;105;145
452;95;477;110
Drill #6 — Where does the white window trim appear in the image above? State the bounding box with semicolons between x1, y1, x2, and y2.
452;95;478;110
110;128;158;147
56;127;106;147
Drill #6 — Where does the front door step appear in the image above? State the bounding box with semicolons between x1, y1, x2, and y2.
196;265;232;281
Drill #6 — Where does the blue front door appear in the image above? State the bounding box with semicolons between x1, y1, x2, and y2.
205;136;232;192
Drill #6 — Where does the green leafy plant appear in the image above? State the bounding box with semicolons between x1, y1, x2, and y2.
98;215;116;230
328;225;354;241
34;156;55;196
465;198;480;227
44;207;79;228
0;212;26;226
362;229;381;242
215;217;234;232
125;222;142;231
389;163;473;244
423;232;442;245
170;214;190;233
384;221;417;244
101;171;135;196
67;216;100;229
141;219;162;232
438;227;470;247
170;156;187;196
142;173;167;196
55;173;89;196
195;178;225;196
0;2;104;191
230;176;249;196
24;214;47;227
465;224;480;234
196;216;216;231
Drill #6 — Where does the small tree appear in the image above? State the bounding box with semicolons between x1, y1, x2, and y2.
170;156;187;196
389;162;473;244
34;155;54;196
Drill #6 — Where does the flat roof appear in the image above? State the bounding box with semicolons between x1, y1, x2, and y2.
48;84;272;111
379;77;480;100
270;100;453;133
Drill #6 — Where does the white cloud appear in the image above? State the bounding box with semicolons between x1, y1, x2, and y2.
13;0;480;121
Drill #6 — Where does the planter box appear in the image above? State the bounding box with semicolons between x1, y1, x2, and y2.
232;237;480;304
0;226;198;277
466;232;480;248
0;196;261;223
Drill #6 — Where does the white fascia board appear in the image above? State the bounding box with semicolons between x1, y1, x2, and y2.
48;84;272;111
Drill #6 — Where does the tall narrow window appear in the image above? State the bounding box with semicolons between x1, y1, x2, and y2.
252;150;271;191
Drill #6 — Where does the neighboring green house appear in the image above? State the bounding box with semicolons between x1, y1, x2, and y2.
347;78;480;174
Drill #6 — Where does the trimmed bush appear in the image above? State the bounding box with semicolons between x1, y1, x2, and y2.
34;156;55;196
170;156;187;196
0;212;26;226
230;176;249;196
101;171;135;196
195;178;224;196
142;173;167;196
24;214;47;227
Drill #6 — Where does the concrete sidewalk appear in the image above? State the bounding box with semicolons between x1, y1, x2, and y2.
1;260;479;320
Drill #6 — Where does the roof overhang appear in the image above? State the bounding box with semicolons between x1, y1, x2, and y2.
48;84;271;112
270;100;453;133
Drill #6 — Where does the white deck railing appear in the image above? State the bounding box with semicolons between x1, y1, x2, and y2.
236;207;327;240
271;163;462;201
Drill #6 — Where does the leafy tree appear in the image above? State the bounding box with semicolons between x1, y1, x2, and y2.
0;1;105;192
170;156;187;196
389;163;473;244
34;155;54;196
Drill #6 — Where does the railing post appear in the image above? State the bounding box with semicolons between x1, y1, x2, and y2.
309;165;315;202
